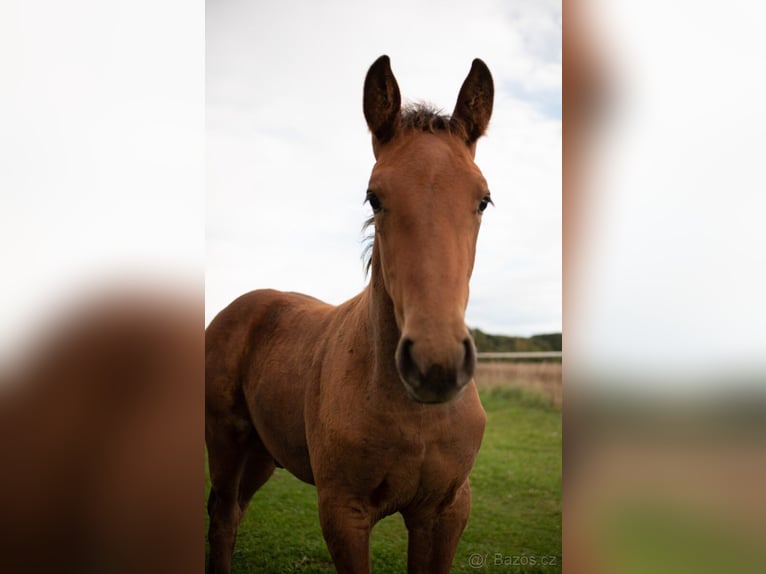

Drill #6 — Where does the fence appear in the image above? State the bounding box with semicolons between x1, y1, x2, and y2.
477;351;562;361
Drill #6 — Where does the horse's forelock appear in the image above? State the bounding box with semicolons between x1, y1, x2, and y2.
399;103;470;141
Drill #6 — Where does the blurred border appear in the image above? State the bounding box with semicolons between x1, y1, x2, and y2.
5;1;765;572
564;1;766;572
1;2;205;572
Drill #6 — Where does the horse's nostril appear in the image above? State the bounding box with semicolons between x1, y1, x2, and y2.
396;337;419;387
462;336;477;381
462;337;476;369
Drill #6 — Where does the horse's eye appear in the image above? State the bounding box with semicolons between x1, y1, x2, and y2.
366;192;382;214
477;195;493;214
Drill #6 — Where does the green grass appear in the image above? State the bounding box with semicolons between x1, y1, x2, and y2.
205;386;561;573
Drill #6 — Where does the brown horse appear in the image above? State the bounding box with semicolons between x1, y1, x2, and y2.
206;55;494;573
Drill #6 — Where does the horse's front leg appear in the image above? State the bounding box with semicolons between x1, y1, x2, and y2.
318;490;373;574
403;481;472;574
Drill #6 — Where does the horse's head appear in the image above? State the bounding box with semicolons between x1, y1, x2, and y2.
363;55;494;404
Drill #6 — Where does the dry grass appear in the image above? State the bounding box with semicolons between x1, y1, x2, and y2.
475;360;562;408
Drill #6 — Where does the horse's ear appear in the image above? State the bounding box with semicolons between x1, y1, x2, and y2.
364;55;401;146
452;58;494;145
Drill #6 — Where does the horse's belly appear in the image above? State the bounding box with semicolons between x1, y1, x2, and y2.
245;374;316;485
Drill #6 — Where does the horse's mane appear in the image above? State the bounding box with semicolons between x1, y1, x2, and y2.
362;216;375;276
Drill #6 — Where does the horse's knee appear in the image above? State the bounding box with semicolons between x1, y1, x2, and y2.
207;490;243;547
209;495;241;526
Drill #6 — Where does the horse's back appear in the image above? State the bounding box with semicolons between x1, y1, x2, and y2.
206;287;331;403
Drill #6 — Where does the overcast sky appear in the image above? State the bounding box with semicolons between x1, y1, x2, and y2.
4;0;766;387
205;0;562;337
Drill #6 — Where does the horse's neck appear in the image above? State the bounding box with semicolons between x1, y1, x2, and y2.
363;255;401;381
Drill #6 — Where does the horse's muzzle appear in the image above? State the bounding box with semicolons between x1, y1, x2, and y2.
395;334;476;403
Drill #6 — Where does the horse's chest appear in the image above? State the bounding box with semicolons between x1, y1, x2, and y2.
356;412;483;509
397;425;478;483
309;382;486;512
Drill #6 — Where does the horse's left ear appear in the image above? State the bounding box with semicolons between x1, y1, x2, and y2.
452;59;494;145
364;55;401;147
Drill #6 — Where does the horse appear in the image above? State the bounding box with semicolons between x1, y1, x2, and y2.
205;54;494;573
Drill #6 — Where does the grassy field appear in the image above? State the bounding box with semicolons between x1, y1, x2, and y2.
474;361;562;408
205;362;561;573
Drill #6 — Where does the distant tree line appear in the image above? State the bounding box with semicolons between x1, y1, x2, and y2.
469;329;562;353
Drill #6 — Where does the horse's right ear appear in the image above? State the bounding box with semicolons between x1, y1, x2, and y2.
363;55;401;146
452;58;494;145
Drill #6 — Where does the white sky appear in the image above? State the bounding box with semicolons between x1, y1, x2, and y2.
205;0;562;336
4;0;766;388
